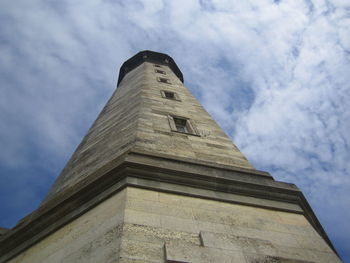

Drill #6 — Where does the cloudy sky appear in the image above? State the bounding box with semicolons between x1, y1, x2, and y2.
0;0;349;261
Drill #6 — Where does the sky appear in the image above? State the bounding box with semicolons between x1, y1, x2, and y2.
0;0;349;261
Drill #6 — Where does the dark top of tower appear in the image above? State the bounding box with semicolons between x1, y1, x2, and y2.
117;50;184;85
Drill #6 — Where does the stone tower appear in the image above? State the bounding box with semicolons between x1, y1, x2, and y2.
0;51;341;262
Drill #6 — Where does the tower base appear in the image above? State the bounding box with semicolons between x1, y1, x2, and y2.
0;151;341;263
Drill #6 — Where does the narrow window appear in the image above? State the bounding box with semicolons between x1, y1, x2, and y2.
155;69;166;75
154;64;162;68
164;91;175;99
160;90;181;101
168;115;199;136
174;118;188;133
158;77;171;84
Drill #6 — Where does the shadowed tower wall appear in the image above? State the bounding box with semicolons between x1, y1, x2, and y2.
0;51;341;263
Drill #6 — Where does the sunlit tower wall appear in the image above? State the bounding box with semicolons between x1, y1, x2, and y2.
0;51;341;263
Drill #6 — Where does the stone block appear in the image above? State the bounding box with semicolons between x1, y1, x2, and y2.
122;223;201;246
161;215;199;233
165;240;246;263
228;225;300;248
244;253;314;263
294;235;333;253
200;231;278;256
192;207;223;224
119;239;163;262
126;198;194;220
200;231;241;251
283;224;319;238
274;245;322;262
124;209;161;228
118;257;158;263
304;250;342;263
126;187;159;202
159;192;193;207
276;211;309;226
196;220;233;235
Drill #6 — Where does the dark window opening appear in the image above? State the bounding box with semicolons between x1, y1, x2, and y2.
174;118;188;133
154;64;161;68
164;91;175;99
155;69;166;75
161;90;180;101
158;77;171;84
168;115;199;136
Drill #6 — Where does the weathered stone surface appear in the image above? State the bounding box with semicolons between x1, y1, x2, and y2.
125;188;340;262
124;209;162;228
199;231;339;262
165;239;246;263
244;254;314;263
8;190;126;263
122;223;200;246
44;57;256;204
119;239;163;262
7;187;341;263
200;231;278;254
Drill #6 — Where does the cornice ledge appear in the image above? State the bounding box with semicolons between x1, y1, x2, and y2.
0;152;339;262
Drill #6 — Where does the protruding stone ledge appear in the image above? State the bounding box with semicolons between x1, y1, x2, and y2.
0;151;339;262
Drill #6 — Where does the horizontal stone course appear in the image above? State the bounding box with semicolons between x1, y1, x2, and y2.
122;223;200;246
165;239;246;263
125;187;340;262
119;239;163;262
5;186;341;263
